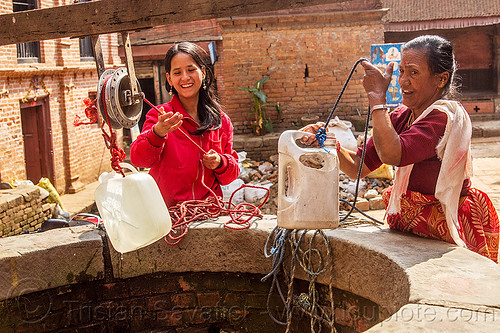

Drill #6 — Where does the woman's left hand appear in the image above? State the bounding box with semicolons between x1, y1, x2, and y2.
202;149;222;170
361;60;393;106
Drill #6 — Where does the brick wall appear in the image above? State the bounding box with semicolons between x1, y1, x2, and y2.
384;25;499;114
385;26;495;71
217;6;386;134
0;0;123;193
0;186;53;237
233;133;280;161
0;271;381;332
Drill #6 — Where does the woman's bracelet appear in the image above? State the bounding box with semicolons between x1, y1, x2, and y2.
371;104;390;113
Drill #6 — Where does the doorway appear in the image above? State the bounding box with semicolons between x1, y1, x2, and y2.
20;98;55;185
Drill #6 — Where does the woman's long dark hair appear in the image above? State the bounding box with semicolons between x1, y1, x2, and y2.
164;42;222;135
402;35;459;99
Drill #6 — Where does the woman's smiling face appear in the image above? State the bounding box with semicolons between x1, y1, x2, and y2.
166;52;205;102
399;48;446;115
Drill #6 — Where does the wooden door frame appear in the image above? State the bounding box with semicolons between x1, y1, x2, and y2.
20;95;56;186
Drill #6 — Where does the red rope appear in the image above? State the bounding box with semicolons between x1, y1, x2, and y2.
73;75;125;176
143;97;207;154
74;97;98;126
100;75;126;176
164;161;271;245
143;98;271;245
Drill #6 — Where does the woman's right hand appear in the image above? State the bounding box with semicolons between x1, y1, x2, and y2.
152;107;183;137
299;121;325;146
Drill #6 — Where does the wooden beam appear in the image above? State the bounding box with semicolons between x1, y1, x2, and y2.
0;0;345;46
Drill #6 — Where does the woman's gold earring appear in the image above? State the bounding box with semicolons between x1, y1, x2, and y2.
202;80;207;90
169;87;172;96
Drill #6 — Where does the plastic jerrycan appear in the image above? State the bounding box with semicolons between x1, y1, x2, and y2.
94;163;172;253
277;130;339;229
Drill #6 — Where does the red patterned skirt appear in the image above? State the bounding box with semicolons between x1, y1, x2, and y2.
382;187;499;263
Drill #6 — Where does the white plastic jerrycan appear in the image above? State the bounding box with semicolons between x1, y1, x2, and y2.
94;162;172;253
277;130;339;229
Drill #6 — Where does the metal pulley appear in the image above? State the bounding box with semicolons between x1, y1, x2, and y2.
97;67;143;129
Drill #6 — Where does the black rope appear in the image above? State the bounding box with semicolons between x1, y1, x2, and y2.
315;58;369;147
313;57;384;224
262;58;388;332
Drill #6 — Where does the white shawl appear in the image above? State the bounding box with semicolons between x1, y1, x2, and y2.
386;100;473;248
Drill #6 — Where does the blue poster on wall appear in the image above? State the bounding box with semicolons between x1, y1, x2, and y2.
370;43;404;107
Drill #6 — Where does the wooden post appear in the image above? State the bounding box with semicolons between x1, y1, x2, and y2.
91;35;106;77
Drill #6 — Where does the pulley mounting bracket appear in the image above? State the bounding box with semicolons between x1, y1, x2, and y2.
91;32;144;129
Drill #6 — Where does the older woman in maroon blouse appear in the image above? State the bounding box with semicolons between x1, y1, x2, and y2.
302;35;499;263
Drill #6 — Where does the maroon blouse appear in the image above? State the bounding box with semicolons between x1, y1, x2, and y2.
357;105;471;195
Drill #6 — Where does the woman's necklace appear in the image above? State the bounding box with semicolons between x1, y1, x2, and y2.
406;111;415;128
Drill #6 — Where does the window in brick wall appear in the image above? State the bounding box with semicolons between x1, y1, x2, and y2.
14;0;41;63
79;36;95;61
78;0;95;61
456;68;495;93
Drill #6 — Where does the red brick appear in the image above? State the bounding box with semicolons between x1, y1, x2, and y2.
196;292;221;307
224;293;247;307
155;310;183;326
171;293;197;308
182;309;208;325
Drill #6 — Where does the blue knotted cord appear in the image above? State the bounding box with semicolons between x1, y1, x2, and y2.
315;127;329;152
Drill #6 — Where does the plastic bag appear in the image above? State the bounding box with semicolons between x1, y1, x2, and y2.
326;116;358;151
244;181;273;203
367;164;394;179
37;177;65;210
221;178;245;204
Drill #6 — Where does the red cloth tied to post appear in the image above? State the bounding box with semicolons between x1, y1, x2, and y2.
74;97;98;126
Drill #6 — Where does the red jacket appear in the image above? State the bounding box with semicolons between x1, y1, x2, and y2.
130;95;240;207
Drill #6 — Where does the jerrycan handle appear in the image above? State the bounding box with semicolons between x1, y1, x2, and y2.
278;130;321;158
118;162;140;175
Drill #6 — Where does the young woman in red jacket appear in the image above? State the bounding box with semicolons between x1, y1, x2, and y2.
130;42;240;207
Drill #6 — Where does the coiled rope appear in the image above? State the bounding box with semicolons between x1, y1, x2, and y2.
140;99;272;245
262;227;336;333
74;97;98;126
261;58;389;332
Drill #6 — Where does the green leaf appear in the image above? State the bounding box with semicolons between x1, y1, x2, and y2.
255;76;270;89
262;119;274;133
254;90;267;103
275;102;282;116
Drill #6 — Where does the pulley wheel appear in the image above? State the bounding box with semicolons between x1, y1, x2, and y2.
97;67;143;129
97;69;121;129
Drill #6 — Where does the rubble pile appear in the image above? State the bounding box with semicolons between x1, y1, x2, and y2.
233;153;393;215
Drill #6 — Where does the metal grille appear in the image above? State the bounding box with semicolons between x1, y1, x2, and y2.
15;0;40;63
79;36;95;60
78;0;95;61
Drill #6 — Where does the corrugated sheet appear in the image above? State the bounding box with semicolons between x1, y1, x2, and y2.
385;17;500;32
382;0;500;22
